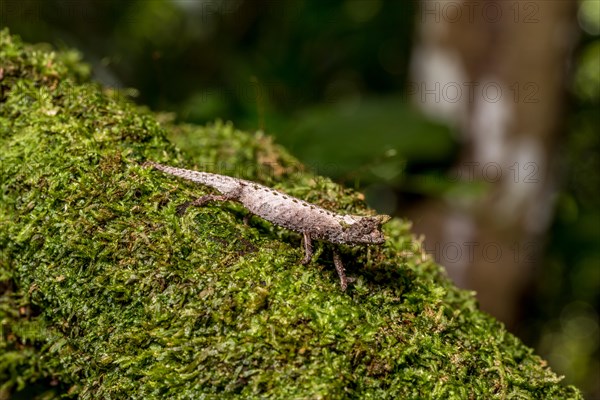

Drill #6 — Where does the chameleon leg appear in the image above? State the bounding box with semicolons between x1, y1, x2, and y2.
301;232;313;265
177;194;228;216
332;250;348;291
242;213;252;226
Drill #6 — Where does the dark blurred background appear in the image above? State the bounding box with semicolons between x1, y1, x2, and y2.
1;0;598;397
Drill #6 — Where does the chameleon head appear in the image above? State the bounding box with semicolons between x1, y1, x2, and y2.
342;215;390;245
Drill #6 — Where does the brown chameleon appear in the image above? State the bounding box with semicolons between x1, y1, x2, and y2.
145;161;390;290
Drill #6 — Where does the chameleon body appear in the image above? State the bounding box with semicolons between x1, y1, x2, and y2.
145;161;389;290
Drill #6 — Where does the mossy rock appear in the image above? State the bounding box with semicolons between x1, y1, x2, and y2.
0;29;581;399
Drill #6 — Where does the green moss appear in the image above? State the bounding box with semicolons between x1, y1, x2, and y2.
0;29;582;399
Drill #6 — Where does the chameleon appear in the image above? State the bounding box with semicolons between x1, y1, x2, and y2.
144;161;390;290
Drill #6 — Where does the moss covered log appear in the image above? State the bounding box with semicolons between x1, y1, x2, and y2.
0;30;581;399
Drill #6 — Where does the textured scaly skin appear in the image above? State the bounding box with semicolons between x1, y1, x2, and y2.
145;161;389;290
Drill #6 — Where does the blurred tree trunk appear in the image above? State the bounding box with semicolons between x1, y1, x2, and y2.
408;0;578;328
